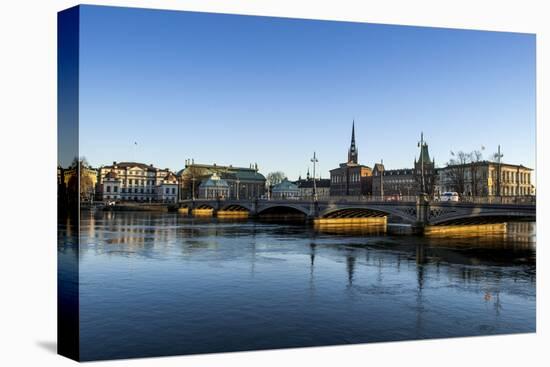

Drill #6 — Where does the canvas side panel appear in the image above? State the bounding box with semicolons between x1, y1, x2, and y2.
57;5;80;362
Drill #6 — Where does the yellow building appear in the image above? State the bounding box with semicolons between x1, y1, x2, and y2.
438;161;533;196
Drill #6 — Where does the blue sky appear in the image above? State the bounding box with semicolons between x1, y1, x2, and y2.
79;5;536;179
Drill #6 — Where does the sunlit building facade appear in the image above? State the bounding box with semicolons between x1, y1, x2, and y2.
178;161;266;200
437;161;533;197
98;161;179;202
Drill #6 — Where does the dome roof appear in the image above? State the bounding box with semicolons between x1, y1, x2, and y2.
200;173;229;188
272;179;299;192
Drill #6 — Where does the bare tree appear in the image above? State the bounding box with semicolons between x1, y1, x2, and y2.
469;150;483;196
266;171;286;187
180;165;210;199
446;151;469;195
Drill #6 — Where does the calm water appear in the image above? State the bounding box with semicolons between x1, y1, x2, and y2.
60;211;536;361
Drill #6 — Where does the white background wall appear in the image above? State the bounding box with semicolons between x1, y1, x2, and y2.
0;1;547;366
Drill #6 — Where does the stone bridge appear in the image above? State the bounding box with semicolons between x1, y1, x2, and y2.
179;196;536;229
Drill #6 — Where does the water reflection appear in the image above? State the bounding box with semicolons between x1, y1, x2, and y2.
75;211;536;361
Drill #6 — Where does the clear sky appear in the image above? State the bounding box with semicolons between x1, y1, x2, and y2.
79;5;536;180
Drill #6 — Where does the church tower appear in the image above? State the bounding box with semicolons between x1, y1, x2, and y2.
347;121;358;164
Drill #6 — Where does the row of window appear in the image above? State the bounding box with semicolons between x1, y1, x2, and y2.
495;170;531;184
105;186;177;195
331;174;363;183
383;178;415;184
107;170;163;177
103;195;177;202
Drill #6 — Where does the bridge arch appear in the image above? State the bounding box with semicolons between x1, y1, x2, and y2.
219;203;252;212
257;204;310;216
319;205;418;224
429;211;536;226
194;203;216;210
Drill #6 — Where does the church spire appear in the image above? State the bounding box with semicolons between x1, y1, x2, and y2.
348;120;358;164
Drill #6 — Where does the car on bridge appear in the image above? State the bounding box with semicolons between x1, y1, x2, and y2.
439;192;460;202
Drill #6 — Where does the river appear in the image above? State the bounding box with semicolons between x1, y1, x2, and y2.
58;210;536;361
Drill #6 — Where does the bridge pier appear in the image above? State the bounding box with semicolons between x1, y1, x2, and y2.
413;193;430;234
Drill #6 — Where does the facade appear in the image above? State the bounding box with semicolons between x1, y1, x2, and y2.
329;122;373;196
438;161;533;197
272;179;300;200
158;172;179;202
63;163;98;202
295;170;331;199
198;173;230;199
372;164;417;198
178;161;266;200
98;162;179;202
102;170;121;201
372;134;436;197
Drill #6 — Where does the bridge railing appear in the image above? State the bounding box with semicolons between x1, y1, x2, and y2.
180;195;536;205
450;195;536;205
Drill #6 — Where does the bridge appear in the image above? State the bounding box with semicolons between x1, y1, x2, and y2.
179;195;536;230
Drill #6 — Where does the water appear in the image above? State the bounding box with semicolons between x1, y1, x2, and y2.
61;211;536;361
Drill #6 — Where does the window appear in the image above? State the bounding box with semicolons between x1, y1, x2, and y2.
114;186;118;193
106;186;111;193
172;188;176;194
166;188;169;194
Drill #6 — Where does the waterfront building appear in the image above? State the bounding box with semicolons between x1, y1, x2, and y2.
177;161;266;200
437;161;533;197
102;170;121;201
329;122;373;196
372;164;417;198
271;179;300;200
372;134;436;197
62;161;98;202
98;162;179;202
295;169;331;199
158;172;179;202
198;173;230;199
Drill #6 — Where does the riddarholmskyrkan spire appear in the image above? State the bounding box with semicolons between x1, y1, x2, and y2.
348;120;358;164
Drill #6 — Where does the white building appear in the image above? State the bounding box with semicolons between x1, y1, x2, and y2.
98;162;179;203
158;172;179;202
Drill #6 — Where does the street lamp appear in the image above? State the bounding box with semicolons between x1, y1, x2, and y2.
191;176;196;200
495;145;503;198
310;152;318;202
380;159;384;200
